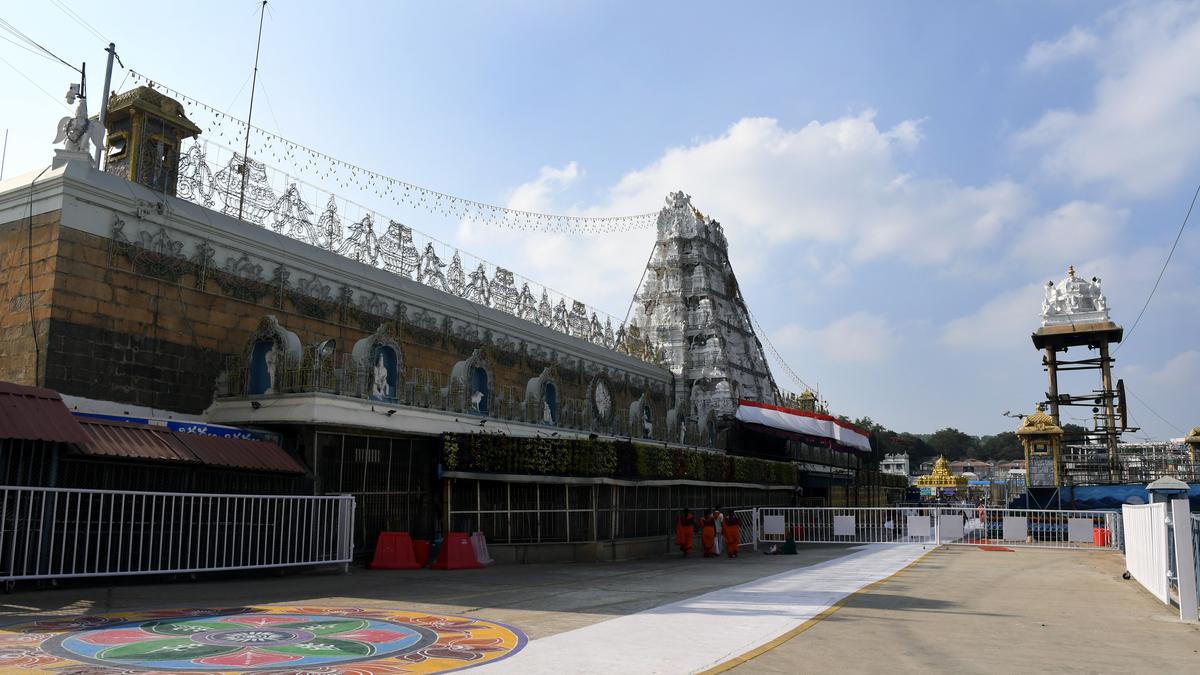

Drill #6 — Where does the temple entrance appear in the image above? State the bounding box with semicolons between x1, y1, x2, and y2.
315;432;438;552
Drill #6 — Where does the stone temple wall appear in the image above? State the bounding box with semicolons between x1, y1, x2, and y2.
0;162;672;419
630;192;777;433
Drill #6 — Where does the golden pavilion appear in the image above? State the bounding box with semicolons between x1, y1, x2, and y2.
916;456;968;494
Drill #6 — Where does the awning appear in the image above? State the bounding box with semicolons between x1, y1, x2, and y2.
81;419;199;463
173;432;306;474
735;400;872;452
0;381;90;445
77;419;305;475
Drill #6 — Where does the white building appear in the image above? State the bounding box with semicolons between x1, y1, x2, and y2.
881;452;910;476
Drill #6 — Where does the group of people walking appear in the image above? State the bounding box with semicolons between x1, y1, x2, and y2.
674;507;740;559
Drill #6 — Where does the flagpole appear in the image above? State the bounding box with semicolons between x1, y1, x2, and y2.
237;0;268;221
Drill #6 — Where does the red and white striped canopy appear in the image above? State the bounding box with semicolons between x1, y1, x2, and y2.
735;400;872;452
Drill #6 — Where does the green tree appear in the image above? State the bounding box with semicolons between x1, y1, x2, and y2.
927;427;977;460
978;431;1022;460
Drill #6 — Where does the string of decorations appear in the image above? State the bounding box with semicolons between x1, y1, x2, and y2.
128;70;658;234
174;138;658;364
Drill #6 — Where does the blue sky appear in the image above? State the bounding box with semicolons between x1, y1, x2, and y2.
3;1;1198;439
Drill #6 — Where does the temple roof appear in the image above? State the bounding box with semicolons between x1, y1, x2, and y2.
915;456;967;488
105;86;202;137
1185;426;1200;446
1017;408;1063;436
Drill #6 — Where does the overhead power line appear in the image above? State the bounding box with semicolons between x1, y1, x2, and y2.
1118;179;1199;351
1128;390;1185;437
0;53;71;108
0;18;80;73
50;0;111;44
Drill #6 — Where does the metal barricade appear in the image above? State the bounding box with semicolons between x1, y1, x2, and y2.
745;506;1122;551
0;486;355;582
754;506;938;546
938;505;1122;550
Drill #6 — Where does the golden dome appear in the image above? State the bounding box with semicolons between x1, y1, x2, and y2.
916;456;968;488
1017;407;1063;436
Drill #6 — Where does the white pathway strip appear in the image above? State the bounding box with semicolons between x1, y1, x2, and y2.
482;544;931;675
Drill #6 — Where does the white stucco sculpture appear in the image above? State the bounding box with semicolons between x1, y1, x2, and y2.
1041;265;1112;327
371;354;389;399
53;85;103;154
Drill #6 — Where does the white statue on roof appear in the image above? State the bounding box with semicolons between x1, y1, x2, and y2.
1041;265;1111;326
53;84;104;155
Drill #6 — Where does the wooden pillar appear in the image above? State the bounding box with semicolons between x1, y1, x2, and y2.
1099;341;1119;482
1045;348;1060;426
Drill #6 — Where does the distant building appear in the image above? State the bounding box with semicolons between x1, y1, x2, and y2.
881;452;910;476
950;458;996;479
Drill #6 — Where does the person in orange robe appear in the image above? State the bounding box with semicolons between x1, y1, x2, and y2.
674;509;695;557
700;514;717;558
723;513;740;558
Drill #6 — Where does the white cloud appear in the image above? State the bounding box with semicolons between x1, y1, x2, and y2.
505;162;581;211
1138;349;1200;389
1009;201;1128;267
776;312;898;365
456;113;1030;318
1023;26;1098;70
1016;2;1200;196
941;283;1044;350
601;114;1028;266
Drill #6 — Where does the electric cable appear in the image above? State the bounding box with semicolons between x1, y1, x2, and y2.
1117;179;1198;351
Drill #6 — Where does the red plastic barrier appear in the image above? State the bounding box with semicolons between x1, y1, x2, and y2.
370;532;420;570
1093;527;1111;547
412;539;430;566
432;531;484;570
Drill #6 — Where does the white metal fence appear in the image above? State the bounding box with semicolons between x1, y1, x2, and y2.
1122;503;1170;603
0;486;354;582
742;506;1122;551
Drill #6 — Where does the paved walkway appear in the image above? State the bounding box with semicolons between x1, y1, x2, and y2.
481;544;931;674
1;544;1195;673
725;546;1200;674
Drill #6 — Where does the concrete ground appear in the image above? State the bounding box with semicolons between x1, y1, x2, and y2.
0;545;854;640
2;545;1196;673
726;546;1200;674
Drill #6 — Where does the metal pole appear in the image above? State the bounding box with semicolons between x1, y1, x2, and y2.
237;1;268;221
94;43;116;169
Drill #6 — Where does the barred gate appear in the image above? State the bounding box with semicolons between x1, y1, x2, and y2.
742;506;1122;551
0;486;355;582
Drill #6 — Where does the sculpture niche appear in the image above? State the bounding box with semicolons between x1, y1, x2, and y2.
525;368;559;426
245;316;302;396
449;349;493;416
351;322;404;402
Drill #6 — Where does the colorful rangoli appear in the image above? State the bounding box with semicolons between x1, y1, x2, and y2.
0;605;526;673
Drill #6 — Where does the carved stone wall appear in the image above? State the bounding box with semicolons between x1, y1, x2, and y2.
1;209;671;417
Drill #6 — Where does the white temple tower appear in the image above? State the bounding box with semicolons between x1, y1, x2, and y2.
630;192;778;436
